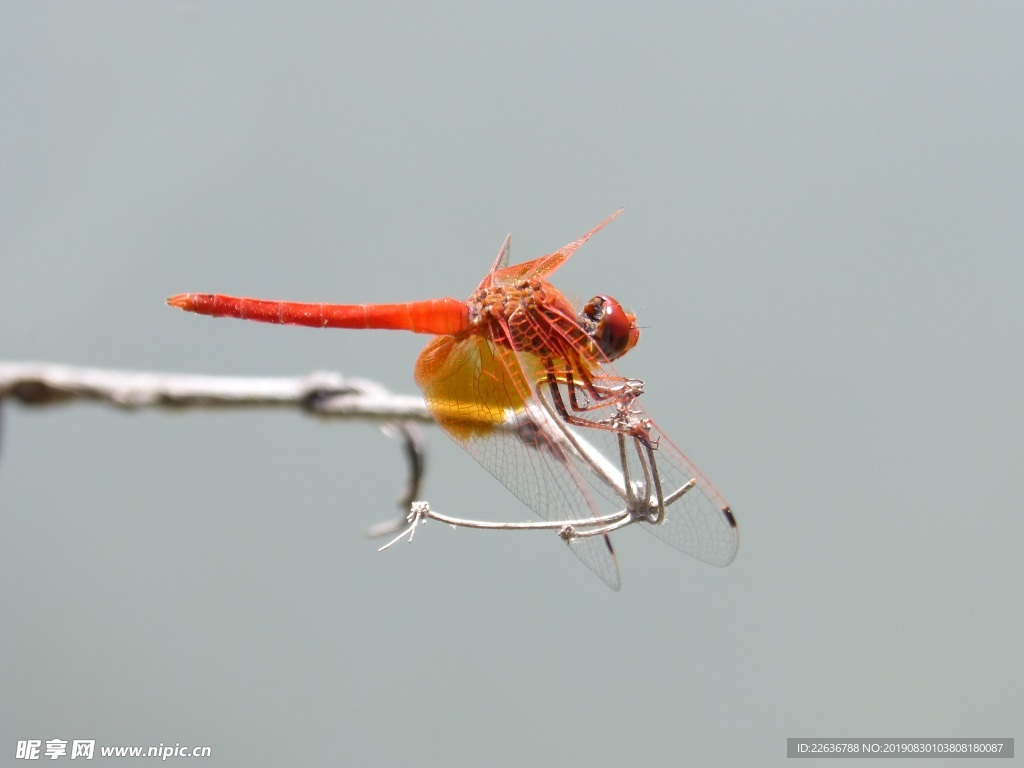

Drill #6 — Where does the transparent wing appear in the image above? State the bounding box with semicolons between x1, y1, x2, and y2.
414;334;622;590
625;408;739;566
537;373;739;567
489;209;623;286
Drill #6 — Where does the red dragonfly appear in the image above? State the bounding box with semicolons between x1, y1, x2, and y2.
167;211;737;589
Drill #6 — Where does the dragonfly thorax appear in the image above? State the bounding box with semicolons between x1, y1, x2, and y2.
468;279;594;361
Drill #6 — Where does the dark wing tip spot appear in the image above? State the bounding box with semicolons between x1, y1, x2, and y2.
603;534;615;555
722;506;737;527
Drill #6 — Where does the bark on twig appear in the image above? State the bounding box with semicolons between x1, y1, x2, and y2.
0;361;432;511
0;362;431;420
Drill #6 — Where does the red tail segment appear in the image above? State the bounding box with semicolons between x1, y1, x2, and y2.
166;294;469;336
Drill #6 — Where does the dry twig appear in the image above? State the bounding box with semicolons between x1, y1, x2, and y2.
0;360;431;512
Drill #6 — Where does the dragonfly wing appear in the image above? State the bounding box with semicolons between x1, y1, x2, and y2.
535;367;739;568
492;209;623;285
492;233;511;273
476;234;512;291
415;334;622;590
627;410;739;566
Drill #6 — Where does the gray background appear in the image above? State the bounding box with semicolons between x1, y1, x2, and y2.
2;3;1021;766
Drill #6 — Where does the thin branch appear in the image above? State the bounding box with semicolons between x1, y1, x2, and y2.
1;362;731;590
0;361;432;516
0;361;432;420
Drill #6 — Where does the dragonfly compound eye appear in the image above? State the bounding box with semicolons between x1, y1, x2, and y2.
579;295;640;361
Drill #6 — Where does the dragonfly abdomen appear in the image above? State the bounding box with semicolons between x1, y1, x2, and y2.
166;294;469;335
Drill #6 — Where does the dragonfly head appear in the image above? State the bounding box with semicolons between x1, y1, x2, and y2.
579;295;640;361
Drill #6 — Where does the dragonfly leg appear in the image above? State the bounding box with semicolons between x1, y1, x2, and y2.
617;431;658;525
556;351;633;414
543;363;644;437
613;425;702;528
622;430;701;526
